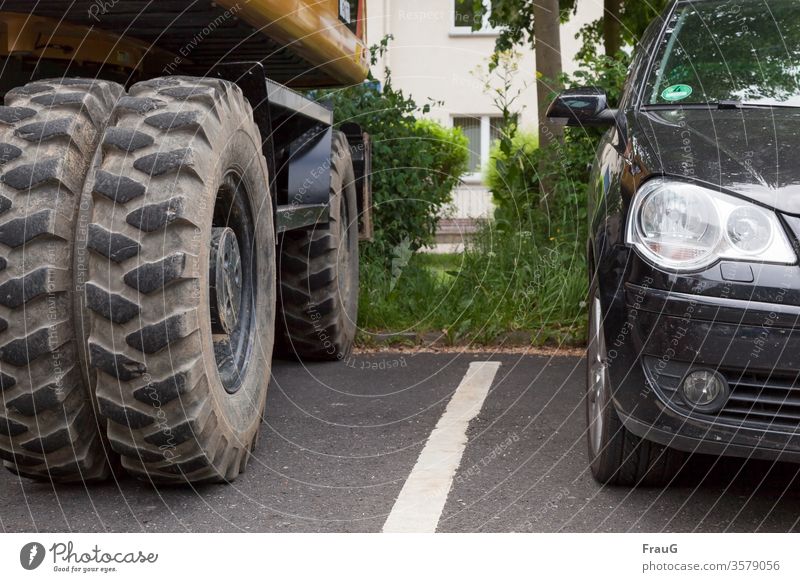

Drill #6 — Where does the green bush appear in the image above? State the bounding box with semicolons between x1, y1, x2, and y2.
321;52;468;263
481;53;628;238
483;130;539;226
484;130;538;190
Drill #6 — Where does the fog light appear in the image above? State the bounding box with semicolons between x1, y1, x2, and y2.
681;369;728;412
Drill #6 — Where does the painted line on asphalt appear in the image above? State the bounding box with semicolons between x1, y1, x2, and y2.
382;361;501;533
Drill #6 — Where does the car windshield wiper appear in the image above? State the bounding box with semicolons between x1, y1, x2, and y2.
738;102;800;109
641;100;800;111
716;100;800;109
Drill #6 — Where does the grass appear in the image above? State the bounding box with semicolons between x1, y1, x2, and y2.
357;225;588;347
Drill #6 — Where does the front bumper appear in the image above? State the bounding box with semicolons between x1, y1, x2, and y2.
605;260;800;462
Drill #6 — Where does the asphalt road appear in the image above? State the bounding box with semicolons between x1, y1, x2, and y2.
2;352;800;533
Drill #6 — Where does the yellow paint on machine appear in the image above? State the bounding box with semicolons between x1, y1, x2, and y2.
0;12;172;73
0;0;368;86
215;0;369;85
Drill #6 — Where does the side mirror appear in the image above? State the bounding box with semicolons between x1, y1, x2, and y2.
546;87;617;127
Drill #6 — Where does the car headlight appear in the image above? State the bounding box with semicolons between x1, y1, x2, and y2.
626;179;796;271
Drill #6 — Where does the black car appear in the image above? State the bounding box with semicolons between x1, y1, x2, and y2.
547;0;800;486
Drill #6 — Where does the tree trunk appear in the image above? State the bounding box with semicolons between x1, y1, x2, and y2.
604;0;622;56
533;0;563;205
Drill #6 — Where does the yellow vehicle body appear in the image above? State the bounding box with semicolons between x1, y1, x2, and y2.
0;0;369;87
216;0;369;85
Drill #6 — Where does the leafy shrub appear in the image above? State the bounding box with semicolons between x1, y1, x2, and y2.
483;130;539;227
484;130;538;191
321;45;469;263
483;53;628;239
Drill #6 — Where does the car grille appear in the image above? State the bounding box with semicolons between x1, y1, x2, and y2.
642;356;800;429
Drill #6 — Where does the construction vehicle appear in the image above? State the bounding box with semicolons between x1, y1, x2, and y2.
0;1;372;484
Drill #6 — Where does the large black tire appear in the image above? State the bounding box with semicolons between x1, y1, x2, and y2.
0;78;123;482
277;131;359;361
84;76;275;483
586;287;685;486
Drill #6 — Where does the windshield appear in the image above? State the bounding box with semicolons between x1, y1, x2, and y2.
644;0;800;107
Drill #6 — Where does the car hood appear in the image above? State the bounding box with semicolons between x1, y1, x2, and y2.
633;108;800;215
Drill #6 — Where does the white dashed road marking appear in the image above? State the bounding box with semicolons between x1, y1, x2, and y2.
382;361;501;533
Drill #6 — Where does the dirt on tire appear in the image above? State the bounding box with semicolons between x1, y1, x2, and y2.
0;78;123;482
84;76;275;484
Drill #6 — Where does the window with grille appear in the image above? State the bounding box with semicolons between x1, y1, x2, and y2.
453;116;482;174
452;115;505;180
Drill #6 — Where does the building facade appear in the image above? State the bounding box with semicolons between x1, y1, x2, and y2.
365;0;603;239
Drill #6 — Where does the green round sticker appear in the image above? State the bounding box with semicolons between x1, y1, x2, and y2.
661;84;693;102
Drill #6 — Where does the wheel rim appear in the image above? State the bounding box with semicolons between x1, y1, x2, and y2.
211;171;257;394
587;292;608;457
210;227;243;335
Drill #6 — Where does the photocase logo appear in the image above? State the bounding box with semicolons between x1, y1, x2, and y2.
20;542;46;570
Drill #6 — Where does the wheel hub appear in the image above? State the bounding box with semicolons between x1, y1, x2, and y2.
210;227;242;335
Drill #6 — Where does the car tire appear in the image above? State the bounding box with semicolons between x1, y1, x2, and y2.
0;78;123;482
276;130;359;361
586;285;685;486
84;76;275;483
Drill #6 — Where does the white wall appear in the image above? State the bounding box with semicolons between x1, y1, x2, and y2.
366;0;603;130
